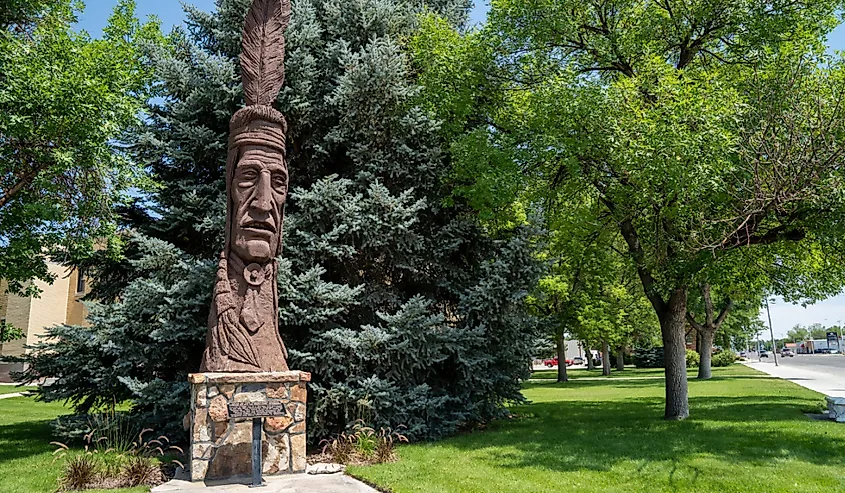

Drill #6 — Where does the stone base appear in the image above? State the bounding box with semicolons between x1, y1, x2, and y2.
188;371;310;482
826;396;845;422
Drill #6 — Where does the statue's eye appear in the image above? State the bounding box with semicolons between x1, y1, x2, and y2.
272;174;287;192
240;169;258;181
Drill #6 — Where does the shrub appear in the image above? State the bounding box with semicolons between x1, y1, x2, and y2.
686;349;700;368
51;414;95;445
633;347;664;368
712;350;737;367
52;412;141;450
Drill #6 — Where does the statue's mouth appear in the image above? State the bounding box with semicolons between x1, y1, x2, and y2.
242;221;276;234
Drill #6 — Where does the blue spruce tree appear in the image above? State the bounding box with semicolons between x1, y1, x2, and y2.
18;0;542;441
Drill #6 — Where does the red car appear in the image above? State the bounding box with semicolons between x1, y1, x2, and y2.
543;357;573;367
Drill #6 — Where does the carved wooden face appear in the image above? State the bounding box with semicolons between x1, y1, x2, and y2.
230;144;288;263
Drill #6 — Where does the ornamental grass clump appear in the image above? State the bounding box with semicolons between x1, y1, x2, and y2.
52;425;182;491
320;420;408;465
122;456;160;488
57;454;98;492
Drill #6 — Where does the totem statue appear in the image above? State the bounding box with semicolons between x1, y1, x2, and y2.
201;0;292;373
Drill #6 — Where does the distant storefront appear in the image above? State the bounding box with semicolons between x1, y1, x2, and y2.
795;338;844;354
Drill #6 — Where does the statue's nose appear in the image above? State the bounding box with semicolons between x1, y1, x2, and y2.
251;171;273;213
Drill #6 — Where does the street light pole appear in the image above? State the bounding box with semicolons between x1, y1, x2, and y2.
765;297;779;367
838;320;843;354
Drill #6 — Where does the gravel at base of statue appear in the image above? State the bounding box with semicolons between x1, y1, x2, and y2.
199;0;293;373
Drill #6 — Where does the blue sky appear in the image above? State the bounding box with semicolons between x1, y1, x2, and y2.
77;0;845;49
77;1;845;337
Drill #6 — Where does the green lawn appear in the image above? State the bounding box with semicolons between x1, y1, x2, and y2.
0;395;146;493
530;364;754;380
3;366;841;493
0;385;35;395
351;365;845;493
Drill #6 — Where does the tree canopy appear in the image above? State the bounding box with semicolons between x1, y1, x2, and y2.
0;0;162;295
415;0;845;418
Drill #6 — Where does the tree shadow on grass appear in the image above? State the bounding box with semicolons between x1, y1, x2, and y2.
523;379;672;391
523;375;780;392
0;419;54;463
451;394;845;475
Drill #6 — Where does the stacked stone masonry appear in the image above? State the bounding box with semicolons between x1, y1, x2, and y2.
189;371;310;482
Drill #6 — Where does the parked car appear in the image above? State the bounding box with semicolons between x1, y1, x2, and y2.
815;348;833;354
739;351;747;358
572;357;585;366
781;348;794;357
760;350;769;358
543;357;573;367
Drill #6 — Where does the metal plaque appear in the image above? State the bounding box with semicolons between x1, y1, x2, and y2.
228;401;287;419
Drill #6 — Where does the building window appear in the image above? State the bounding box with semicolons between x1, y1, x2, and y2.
76;269;86;294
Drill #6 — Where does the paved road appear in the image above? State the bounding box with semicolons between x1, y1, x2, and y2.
752;353;845;372
745;354;845;397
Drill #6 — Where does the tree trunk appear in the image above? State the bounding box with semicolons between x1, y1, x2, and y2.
556;334;568;383
687;283;733;381
697;329;715;380
586;345;594;370
601;340;611;376
662;288;690;420
616;346;625;371
694;329;701;354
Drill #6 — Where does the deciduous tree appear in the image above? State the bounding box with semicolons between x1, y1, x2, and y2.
0;0;162;294
417;0;845;419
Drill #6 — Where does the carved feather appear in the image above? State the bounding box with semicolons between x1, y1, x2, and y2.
241;0;291;107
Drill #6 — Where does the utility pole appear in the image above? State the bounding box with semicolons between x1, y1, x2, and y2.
838;320;843;354
765;297;779;367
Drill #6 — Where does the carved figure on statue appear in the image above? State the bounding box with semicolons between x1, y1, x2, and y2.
200;0;292;373
232;145;287;263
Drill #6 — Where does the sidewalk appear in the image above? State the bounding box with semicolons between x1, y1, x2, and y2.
743;360;845;397
153;474;378;493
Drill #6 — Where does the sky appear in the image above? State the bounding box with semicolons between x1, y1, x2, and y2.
74;1;845;49
76;2;845;338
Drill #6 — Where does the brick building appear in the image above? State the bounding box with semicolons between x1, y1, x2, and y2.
0;263;88;382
